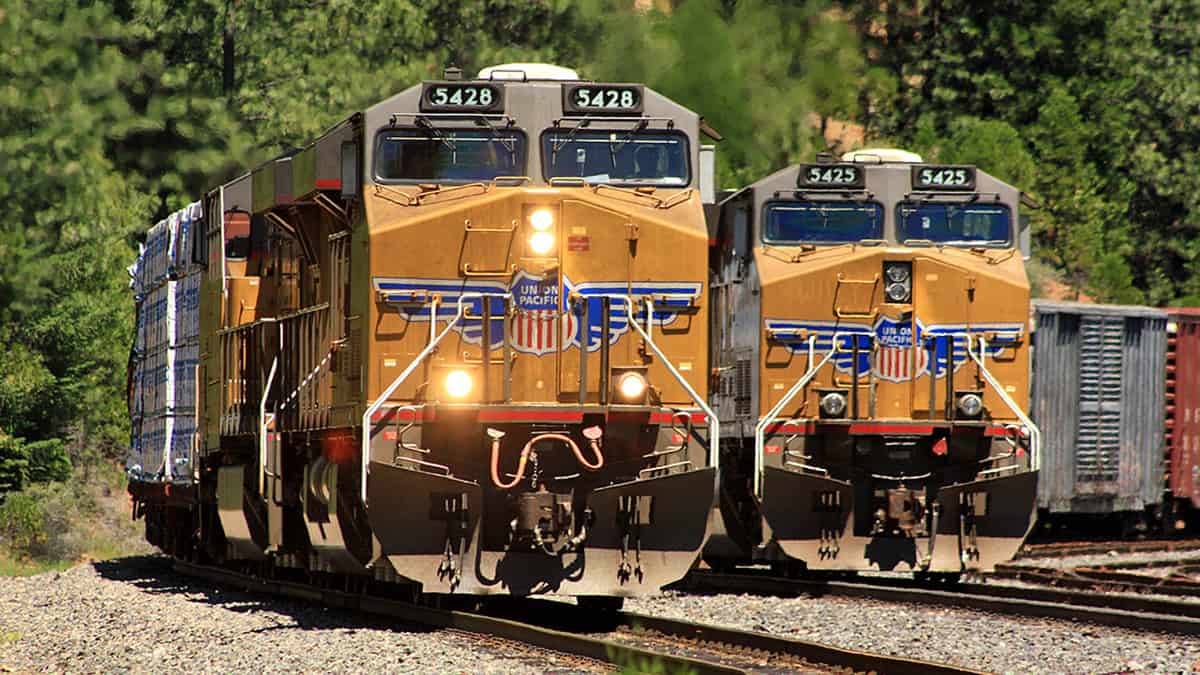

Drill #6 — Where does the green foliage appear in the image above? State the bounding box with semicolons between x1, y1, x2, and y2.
584;0;866;186
0;466;150;568
0;433;30;494
25;440;71;485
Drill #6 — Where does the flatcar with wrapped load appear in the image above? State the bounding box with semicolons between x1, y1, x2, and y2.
125;63;720;607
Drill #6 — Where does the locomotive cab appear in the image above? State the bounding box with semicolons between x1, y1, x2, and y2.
708;150;1039;575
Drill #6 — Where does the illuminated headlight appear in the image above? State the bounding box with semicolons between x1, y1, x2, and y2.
529;208;554;231
445;369;473;399
616;371;648;401
819;391;847;418
956;392;984;418
529;231;555;255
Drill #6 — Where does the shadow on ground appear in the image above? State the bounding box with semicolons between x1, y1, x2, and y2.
92;556;439;635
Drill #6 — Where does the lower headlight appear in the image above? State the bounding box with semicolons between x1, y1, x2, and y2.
616;371;648;401
819;391;847;418
445;369;473;399
529;231;555;255
886;281;911;303
956;392;983;418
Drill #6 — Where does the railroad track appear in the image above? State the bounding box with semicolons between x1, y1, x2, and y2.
992;555;1200;598
679;570;1200;636
173;560;974;674
1018;538;1200;559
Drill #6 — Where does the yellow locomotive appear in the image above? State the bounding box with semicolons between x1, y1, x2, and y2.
706;149;1039;576
128;64;719;604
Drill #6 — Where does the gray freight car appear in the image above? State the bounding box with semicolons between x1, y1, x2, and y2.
1032;301;1166;523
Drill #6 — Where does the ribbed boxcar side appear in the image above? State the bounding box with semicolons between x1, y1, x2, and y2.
1032;301;1166;520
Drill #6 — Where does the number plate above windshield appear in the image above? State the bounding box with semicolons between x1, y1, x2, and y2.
912;165;976;190
420;82;504;112
562;84;644;115
798;164;865;189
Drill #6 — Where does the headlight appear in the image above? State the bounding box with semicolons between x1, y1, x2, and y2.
819;391;847;418
445;370;473;399
529;208;554;231
885;263;910;283
886;281;911;303
883;262;912;303
529;231;555;255
956;392;983;418
616;371;647;401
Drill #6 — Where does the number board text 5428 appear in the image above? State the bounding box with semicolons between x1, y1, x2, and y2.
561;83;644;115
420;82;504;113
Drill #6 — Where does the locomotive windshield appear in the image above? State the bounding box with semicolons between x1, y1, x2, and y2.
762;201;884;244
541;129;689;186
898;203;1011;246
375;127;526;182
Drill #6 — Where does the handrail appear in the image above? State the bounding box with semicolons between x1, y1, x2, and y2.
359;293;483;502
259;355;278;496
754;335;840;497
619;295;720;469
967;335;1041;471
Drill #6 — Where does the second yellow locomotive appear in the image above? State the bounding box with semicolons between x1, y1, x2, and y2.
706;149;1039;575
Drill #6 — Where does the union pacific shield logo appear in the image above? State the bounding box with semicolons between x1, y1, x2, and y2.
762;317;1020;382
509;271;577;356
873;316;929;383
372;273;699;357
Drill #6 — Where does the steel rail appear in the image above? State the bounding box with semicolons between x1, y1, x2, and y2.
173;560;739;675
681;570;1200;636
509;598;979;675
170;559;980;673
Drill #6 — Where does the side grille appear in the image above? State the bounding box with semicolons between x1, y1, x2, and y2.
1077;316;1124;482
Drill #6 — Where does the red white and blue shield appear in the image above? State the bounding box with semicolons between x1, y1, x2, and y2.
509;271;578;356
873;316;928;383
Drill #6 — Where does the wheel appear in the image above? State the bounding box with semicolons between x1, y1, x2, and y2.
577;596;624;612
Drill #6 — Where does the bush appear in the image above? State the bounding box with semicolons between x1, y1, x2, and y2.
25;439;71;484
0;433;73;494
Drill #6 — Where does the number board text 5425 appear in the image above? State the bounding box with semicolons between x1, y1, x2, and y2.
911;165;976;190
420;82;504;113
797;164;865;189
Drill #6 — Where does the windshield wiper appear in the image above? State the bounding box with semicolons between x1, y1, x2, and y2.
414;116;456;155
473;116;517;159
609;118;650;159
551;116;592;163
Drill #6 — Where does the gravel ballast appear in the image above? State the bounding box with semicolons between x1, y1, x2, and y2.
0;557;606;674
627;591;1200;674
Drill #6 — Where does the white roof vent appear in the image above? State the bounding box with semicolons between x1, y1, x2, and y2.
477;63;580;81
841;148;924;164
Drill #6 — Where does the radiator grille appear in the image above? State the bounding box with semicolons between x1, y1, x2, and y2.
1077;316;1124;482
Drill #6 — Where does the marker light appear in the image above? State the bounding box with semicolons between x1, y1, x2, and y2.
529;208;554;231
445;370;473;399
819;392;848;418
957;392;984;418
529;231;555;255
617;372;648;401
